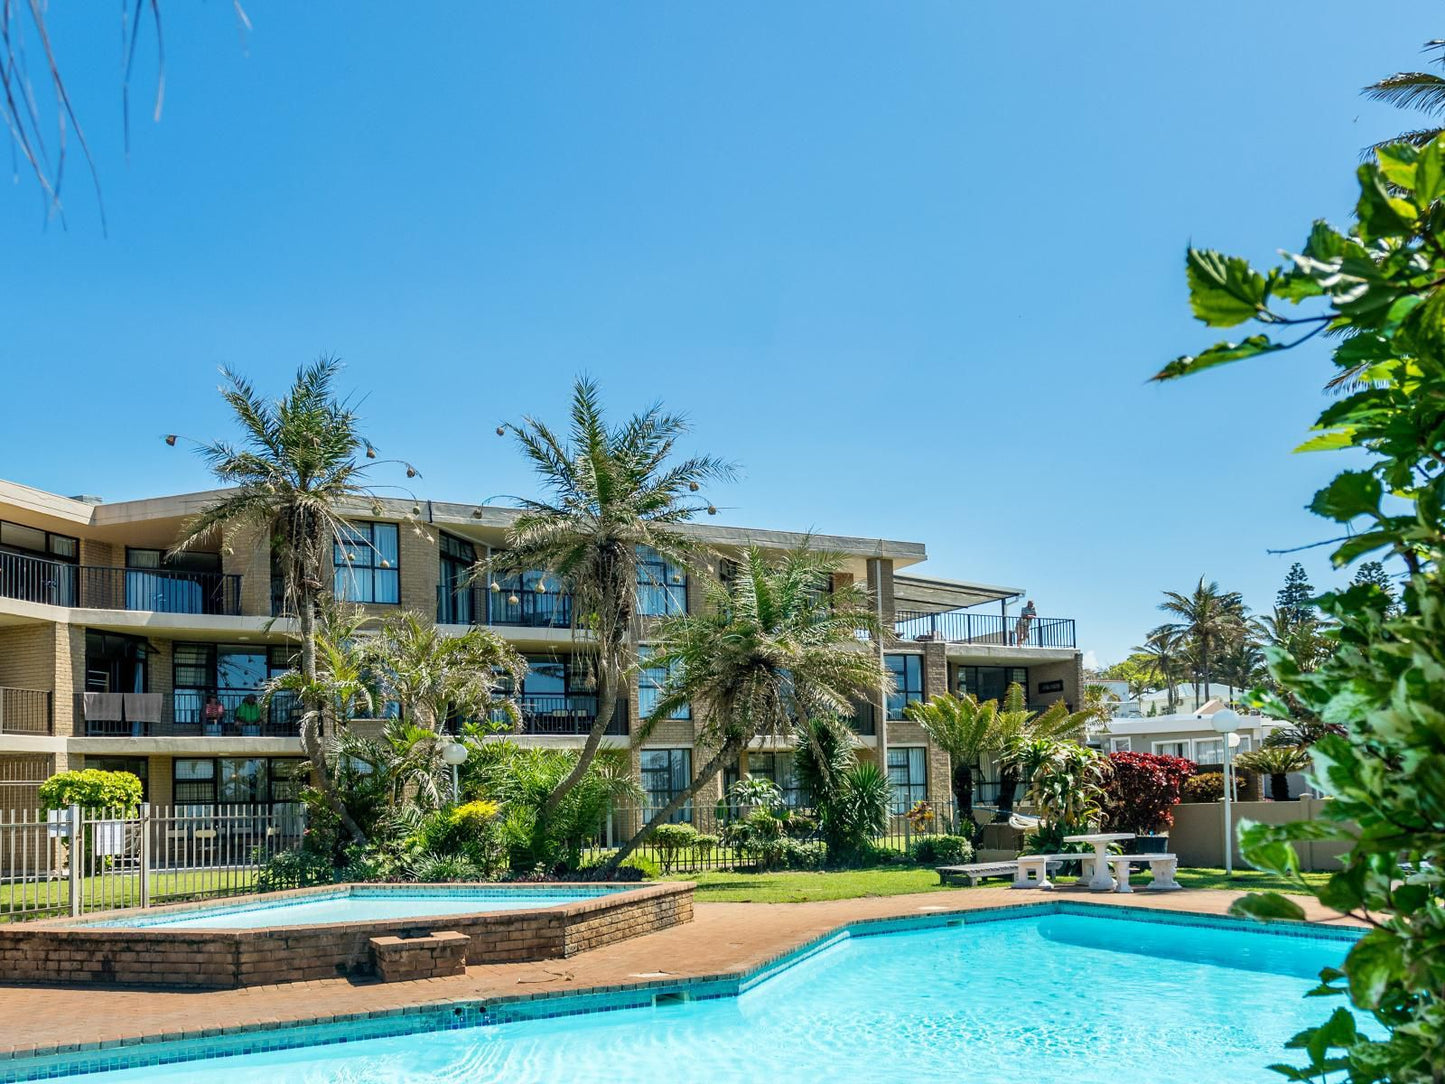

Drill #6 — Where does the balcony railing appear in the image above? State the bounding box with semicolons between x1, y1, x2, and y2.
437;585;573;629
0;551;242;615
893;609;1076;649
0;688;52;735
493;694;627;737
75;690;299;738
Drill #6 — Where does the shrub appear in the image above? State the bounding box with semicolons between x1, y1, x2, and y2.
722;808;785;850
781;812;817;839
411;800;506;878
909;834;974;866
650;823;699;874
574;853;659;880
1101;751;1195;834
256;847;336;892
1183;772;1241;804
38;769;143;813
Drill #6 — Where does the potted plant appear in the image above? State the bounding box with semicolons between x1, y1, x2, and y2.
1100;751;1195;852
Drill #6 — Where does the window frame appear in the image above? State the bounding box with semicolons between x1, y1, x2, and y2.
636;546;687;617
638;645;690;721
886;745;928;813
639;748;692;823
885;654;924;720
333;521;401;605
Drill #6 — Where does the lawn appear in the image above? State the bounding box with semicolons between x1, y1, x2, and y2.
0;869;261;920
665;865;1331;904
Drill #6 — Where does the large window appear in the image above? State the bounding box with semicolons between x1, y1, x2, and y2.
887;746;928;813
640;748;692;823
1;520;78;605
724;752;806;808
637;546;686;617
955;666;1029;704
438;533;477;624
173;644;294;733
885;654;924;720
173;757;308;807
638;646;689;721
334;521;400;604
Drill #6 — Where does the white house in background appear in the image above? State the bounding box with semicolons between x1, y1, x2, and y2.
1117;682;1247;718
1097;702;1288;764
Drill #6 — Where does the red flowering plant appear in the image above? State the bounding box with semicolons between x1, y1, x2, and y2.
1100;751;1195;835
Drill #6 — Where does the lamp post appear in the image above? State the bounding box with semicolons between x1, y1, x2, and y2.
1210;708;1241;876
440;741;469;805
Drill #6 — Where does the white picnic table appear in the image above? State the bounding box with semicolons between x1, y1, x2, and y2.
1063;832;1135;891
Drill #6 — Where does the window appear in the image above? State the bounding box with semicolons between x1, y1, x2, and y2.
0;520;78;561
885;654;924;719
887;747;928;813
637;546;686;617
84;631;148;693
1;520;79;605
334;521;400;604
173;757;307;808
173;644;294;732
86;757;149;801
490;570;570;627
638;646;689;721
219;758;268;803
1108;737;1132;753
1192;738;1224;765
955;666;1029;704
1152;741;1189;759
438;533;477;624
640;748;692;823
173;758;217;805
724;752;806;808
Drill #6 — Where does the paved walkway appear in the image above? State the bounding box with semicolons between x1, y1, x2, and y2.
0;886;1355;1058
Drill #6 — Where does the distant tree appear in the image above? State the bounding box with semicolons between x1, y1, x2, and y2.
1157;578;1246;710
1274;562;1317;622
1363;38;1445;153
1351;561;1399;616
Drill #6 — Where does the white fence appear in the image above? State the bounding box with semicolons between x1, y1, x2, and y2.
0;804;306;921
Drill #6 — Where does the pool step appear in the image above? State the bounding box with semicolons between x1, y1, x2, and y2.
369;930;469;982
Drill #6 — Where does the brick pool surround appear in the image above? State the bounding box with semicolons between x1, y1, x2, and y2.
0;893;1363;1082
0;881;694;989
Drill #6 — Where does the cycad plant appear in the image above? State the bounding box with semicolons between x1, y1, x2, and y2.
1235;745;1310;803
903;692;998;823
990;683;1094;816
490;378;733;822
606;545;882;869
174;358;409;841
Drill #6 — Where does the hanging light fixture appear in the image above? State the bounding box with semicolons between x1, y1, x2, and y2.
508;593;520;606
535;578;548;594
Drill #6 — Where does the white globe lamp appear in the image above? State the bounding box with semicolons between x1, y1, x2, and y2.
1209;709;1241;875
440;741;469;803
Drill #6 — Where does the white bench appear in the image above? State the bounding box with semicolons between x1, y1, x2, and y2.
937;862;1018;887
1010;855;1075;890
1106;854;1181;893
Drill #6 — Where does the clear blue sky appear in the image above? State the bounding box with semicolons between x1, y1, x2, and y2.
1;3;1431;664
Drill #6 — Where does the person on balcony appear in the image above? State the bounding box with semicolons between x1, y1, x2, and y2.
235;694;262;737
203;694;225;736
1014;599;1037;646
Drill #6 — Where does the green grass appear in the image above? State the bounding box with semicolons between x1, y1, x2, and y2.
665;865;1331;904
0;869;261;919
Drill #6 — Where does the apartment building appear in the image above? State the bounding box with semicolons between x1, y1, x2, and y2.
0;475;1083;818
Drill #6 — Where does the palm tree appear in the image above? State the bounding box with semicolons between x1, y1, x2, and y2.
606;546;882;869
174;359;403;841
904;693;1006;824
1363;39;1445;152
366;611;526;732
1157;578;1245;711
1214;634;1265;707
989;683;1093;816
1236;745;1310;803
1136;626;1186;713
490;378;733;822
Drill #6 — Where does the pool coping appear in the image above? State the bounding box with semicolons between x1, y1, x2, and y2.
0;898;1363;1081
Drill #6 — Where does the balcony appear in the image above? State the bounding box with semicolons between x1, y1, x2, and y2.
437;585;572;629
75;689;299;738
0;688;52;735
845;700;877;736
0;552;242;616
893;609;1076;649
493;694;627;737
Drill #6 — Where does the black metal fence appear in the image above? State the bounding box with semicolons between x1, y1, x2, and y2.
0;551;242;615
75;690;300;738
437;585;573;628
0;688;52;735
894;609;1076;648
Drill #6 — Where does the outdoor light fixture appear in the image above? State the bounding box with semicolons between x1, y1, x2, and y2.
1210;708;1242;877
440;741;469;803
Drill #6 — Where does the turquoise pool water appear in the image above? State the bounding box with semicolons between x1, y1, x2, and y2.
86;886;623;929
46;911;1354;1083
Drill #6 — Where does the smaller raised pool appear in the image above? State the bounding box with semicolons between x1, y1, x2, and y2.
85;886;626;930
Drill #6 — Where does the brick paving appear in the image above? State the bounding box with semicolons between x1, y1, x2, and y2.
0;886;1356;1059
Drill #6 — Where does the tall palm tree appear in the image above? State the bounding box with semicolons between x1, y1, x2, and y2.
989;683;1093;816
606;546;881;869
904;693;996;823
174;359;403;841
1157;577;1245;711
1214;633;1266;707
490;378;733;822
1136;625;1186;713
366;611;526;732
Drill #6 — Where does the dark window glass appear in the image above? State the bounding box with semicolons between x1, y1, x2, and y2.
637;546;686;617
885;654;924;720
638;646;689;720
956;666;1030;704
219;758;268;803
640;748;692;823
173;758;217;805
887;746;928;813
334;521;400;604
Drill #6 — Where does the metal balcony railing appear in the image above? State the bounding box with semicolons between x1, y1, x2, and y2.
437;584;573;629
893;609;1076;649
75;689;300;738
0;688;52;735
501;694;627;737
0;551;242;615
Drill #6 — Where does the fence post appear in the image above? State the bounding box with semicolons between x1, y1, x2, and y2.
139;802;152;909
68;803;82;917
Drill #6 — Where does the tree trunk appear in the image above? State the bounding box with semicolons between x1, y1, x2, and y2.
297;583;368;844
997;766;1019;817
951;761;974;825
538;667;619;822
1269;772;1290;802
605;738;741;873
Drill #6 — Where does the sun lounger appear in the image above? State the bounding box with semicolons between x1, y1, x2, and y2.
937;862;1018;887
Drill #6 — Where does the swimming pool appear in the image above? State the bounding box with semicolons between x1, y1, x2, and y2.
18;905;1360;1083
86;885;628;929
